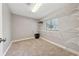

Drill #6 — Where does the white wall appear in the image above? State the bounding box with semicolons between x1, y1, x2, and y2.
2;4;12;54
0;3;2;34
0;3;3;56
12;14;38;40
40;12;79;52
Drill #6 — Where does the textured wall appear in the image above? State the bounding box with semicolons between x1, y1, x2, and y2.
0;3;2;34
40;13;79;51
2;3;12;54
12;14;38;40
0;3;3;56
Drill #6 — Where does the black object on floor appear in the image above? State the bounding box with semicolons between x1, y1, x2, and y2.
34;33;40;39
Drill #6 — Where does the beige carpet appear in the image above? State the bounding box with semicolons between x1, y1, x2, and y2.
6;39;77;56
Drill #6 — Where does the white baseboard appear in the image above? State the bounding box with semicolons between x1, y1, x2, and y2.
3;37;34;56
3;41;13;56
3;37;78;56
41;37;79;56
12;37;34;43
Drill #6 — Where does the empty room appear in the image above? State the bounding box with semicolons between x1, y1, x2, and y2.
0;3;79;56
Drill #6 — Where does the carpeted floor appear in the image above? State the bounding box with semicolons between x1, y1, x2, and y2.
6;39;77;56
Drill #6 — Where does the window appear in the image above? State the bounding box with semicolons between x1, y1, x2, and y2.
46;18;58;31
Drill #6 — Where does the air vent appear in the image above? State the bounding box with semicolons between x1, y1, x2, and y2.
25;3;32;6
38;21;43;24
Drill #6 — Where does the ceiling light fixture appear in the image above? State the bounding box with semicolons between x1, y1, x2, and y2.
32;3;42;12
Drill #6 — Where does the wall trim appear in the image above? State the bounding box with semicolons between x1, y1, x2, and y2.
3;37;78;56
41;37;79;56
3;41;13;56
3;37;34;56
12;37;34;43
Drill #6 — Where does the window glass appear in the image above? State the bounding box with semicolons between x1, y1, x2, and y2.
46;18;58;31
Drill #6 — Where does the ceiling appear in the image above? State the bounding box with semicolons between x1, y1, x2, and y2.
8;3;79;20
